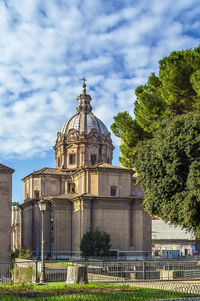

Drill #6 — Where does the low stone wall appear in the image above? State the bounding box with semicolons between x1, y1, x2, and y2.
14;259;37;283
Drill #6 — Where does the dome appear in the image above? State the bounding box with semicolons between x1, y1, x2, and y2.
60;112;109;136
54;79;114;171
60;79;109;137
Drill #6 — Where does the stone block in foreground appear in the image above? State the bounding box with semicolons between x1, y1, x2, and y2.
66;266;88;284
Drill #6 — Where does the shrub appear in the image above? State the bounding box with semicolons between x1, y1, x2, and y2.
80;227;111;257
18;248;32;259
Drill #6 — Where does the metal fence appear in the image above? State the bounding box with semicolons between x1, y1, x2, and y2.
1;259;200;283
1;263;200;300
44;260;200;282
0;263;14;284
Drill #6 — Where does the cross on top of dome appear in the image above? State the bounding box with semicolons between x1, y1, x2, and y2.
81;77;87;94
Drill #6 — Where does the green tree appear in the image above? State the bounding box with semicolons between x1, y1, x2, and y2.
111;46;200;237
12;201;20;206
111;46;200;167
80;227;111;257
135;112;200;238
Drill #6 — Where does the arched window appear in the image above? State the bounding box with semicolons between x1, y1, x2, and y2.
34;190;39;198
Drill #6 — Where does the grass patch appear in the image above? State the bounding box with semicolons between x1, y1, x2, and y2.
45;262;74;269
1;283;130;295
34;282;129;291
0;282;199;300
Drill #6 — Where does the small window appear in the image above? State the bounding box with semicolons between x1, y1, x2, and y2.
67;183;75;193
71;183;75;193
34;190;39;198
69;154;75;164
110;187;117;196
50;220;54;231
91;154;97;165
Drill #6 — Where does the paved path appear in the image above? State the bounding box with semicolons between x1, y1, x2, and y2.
129;281;200;301
129;280;200;292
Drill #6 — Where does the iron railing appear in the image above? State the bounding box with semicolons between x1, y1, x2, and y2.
1;259;200;283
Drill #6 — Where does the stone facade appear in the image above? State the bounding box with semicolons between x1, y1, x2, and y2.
14;82;152;258
11;206;22;251
0;163;14;262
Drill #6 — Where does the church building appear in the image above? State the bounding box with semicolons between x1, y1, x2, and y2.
13;81;151;257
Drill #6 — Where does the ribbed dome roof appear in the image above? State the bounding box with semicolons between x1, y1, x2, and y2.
60;112;109;136
60;79;109;137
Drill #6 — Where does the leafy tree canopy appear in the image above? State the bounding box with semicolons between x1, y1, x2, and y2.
111;46;200;237
80;227;111;257
111;46;200;168
135;112;200;238
12;201;20;206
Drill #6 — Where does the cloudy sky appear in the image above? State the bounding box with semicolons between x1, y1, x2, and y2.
1;0;200;203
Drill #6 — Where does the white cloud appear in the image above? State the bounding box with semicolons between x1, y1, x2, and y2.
0;0;200;159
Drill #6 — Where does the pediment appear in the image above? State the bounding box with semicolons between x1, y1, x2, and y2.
88;144;99;150
87;136;101;144
67;129;79;141
87;128;99;138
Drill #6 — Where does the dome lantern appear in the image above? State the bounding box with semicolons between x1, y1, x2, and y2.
76;77;92;114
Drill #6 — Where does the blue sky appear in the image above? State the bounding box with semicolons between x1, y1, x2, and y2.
1;0;200;203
